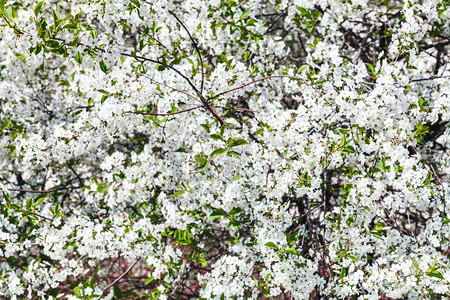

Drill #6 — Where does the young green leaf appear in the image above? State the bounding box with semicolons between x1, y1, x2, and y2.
210;148;227;158
264;242;278;249
99;60;107;73
74;51;82;64
228;138;248;148
227;151;241;159
34;1;45;16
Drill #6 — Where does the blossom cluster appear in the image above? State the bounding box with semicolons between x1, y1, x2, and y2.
1;0;450;299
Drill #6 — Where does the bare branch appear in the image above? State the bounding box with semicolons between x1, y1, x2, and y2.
208;75;307;101
139;73;200;103
409;75;450;83
102;257;141;293
168;10;205;95
8;186;81;193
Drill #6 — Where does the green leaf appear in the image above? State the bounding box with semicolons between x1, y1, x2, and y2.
415;122;429;135
246;19;257;26
99;60;107;73
262;287;269;297
240;10;251;20
74;51;82;64
230;220;241;231
264;242;278;249
426;270;444;280
418;97;427;108
411;257;419;270
423;171;433;185
34;1;45;16
200;123;210;133
298;64;309;73
348;255;358;263
194;155;208;169
210;209;225;219
343;145;356;153
0;0;5;13
97;89;109;95
285;247;299;255
144;276;154;285
172;190;185;197
443;216;450;225
52;9;60;22
339;128;352;135
101;95;108;104
373;222;384;231
199;258;208;267
210;148;227;158
297;7;308;15
370;231;382;239
97;183;107;193
415;136;425;145
26;198;34;210
365;63;376;76
338;267;347;280
4;6;13;20
227;151;241;159
229;207;243;216
14;53;26;61
210;134;222;140
35;196;46;207
63;24;78;30
228;138;248;148
130;0;141;7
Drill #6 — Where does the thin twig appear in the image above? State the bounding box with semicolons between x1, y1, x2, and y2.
207;75;307;101
409;75;450;83
102;257;141;292
139;73;200;102
22;209;53;221
8;186;81;193
124;53;225;125
168;10;205;95
353;25;376;63
411;146;447;216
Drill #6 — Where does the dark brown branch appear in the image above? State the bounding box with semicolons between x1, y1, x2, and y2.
8;186;81;193
353;25;376;63
123;52;225;125
22;209;53;221
168;10;205;95
409;75;450;82
7;186;81;194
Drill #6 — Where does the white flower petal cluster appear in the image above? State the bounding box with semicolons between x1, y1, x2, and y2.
1;0;450;298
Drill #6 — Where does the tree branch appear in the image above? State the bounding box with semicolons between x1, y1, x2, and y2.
168;10;205;95
102;257;141;293
207;75;307;101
